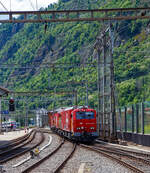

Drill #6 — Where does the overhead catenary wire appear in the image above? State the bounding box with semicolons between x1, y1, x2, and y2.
10;0;11;11
0;62;99;67
0;1;8;11
0;16;148;87
36;0;38;11
28;0;35;11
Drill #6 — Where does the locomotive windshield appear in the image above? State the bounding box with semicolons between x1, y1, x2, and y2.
76;111;95;119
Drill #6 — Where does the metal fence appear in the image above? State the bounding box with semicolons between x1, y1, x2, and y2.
116;101;150;135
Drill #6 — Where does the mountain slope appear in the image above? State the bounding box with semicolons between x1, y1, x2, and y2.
0;0;150;111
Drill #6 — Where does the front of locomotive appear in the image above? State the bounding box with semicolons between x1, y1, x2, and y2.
72;106;98;142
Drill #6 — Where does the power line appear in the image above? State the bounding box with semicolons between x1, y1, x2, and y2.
10;91;77;96
0;62;98;69
0;1;8;11
0;62;97;65
10;0;11;11
28;0;35;11
36;0;38;10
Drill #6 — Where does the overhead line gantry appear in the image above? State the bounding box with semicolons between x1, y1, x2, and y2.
0;6;149;141
0;7;150;23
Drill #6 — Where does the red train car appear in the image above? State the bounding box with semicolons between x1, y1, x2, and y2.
48;106;98;142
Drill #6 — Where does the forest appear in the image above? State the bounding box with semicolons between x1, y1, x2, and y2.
0;0;150;114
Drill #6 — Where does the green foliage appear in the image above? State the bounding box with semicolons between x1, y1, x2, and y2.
116;79;139;105
0;0;150;112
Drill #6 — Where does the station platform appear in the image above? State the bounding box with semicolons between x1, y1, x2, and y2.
0;130;28;146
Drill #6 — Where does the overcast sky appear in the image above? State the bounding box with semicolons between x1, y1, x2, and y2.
0;0;58;11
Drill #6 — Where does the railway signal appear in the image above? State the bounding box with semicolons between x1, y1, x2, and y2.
9;98;15;111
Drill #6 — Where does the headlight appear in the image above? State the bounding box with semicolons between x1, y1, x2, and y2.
81;127;84;129
90;127;94;129
77;127;81;130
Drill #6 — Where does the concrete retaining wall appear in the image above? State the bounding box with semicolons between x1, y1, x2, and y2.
117;132;150;147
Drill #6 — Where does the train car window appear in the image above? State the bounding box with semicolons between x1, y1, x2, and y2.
76;112;95;119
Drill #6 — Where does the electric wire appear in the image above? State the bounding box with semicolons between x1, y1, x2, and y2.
36;0;38;11
28;0;35;11
0;1;8;11
10;0;11;11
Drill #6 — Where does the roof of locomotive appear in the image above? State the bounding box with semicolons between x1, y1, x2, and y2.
48;106;93;114
57;106;89;112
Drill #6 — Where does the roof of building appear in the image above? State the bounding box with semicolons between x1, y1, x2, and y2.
0;86;10;97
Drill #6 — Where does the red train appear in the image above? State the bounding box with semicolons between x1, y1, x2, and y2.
48;106;98;142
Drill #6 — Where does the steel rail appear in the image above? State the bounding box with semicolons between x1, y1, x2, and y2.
0;130;32;151
80;144;144;173
53;143;76;173
0;7;150;23
95;140;150;158
22;139;76;173
22;138;65;173
0;131;36;163
39;128;53;133
92;145;150;166
0;130;44;164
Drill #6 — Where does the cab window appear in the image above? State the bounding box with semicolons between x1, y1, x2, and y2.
76;112;95;119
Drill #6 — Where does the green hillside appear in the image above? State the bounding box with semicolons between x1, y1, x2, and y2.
0;0;150;112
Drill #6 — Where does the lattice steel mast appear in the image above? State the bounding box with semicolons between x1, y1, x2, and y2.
95;23;116;141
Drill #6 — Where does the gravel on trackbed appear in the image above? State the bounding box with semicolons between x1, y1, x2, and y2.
59;146;132;173
2;131;132;173
2;131;60;173
31;140;74;173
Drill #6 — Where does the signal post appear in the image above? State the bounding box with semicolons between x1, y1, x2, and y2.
0;86;9;134
9;98;15;112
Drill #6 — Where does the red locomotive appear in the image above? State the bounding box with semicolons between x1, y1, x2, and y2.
48;106;98;142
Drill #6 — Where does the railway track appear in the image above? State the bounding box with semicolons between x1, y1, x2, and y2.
95;141;150;161
39;128;52;134
22;138;76;173
95;140;150;158
80;142;150;173
0;130;44;164
0;130;33;152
